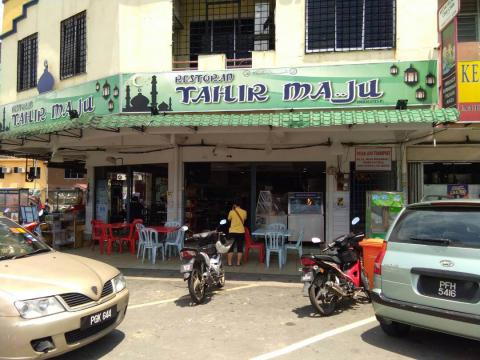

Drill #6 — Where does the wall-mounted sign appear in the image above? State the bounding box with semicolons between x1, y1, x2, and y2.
438;0;460;31
0;75;120;134
355;147;392;171
458;60;480;121
440;21;457;108
447;184;468;198
121;61;437;113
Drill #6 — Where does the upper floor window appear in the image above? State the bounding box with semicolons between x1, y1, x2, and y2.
64;168;86;179
458;0;479;42
306;0;396;53
60;11;87;79
172;0;275;70
17;33;38;92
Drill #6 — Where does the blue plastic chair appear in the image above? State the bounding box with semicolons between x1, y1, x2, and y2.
141;228;165;264
135;223;146;258
165;227;186;258
267;223;287;233
265;231;286;269
284;228;304;264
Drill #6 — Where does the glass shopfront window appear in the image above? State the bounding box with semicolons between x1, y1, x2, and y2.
94;164;168;224
184;162;326;232
423;162;480;200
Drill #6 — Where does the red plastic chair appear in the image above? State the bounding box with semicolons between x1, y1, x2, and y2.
244;227;265;263
115;219;143;254
91;220;104;251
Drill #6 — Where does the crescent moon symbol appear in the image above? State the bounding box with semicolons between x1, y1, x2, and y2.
132;75;142;87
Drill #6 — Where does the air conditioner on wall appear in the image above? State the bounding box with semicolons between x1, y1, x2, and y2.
5;167;11;173
17;167;25;173
1;167;7;174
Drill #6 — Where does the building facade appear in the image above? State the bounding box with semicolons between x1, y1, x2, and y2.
0;0;464;240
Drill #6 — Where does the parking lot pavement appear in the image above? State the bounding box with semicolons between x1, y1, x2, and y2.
57;275;480;360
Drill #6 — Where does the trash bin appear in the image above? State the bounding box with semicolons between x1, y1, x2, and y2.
359;238;385;289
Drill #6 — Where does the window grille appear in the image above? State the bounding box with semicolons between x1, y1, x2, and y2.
60;11;87;79
458;0;479;42
17;33;38;92
306;0;395;53
172;0;275;70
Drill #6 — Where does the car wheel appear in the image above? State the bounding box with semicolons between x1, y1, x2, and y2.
377;316;411;337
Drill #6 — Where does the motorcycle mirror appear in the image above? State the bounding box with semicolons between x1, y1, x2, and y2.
351;217;360;226
219;219;227;225
180;225;189;231
38;209;44;217
311;237;322;243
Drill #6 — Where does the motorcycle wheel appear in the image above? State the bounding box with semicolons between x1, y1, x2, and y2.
216;265;225;288
360;270;372;303
188;268;206;304
309;273;337;316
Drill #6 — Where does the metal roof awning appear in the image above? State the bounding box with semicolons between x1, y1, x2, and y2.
0;108;460;140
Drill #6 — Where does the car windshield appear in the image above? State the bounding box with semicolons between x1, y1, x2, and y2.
0;217;51;260
389;206;480;249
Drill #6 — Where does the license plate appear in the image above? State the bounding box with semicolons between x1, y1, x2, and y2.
417;275;479;303
180;263;193;273
301;272;313;282
81;306;117;330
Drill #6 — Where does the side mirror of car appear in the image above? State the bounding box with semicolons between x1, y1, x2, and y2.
351;217;360;226
181;225;189;232
219;219;227;225
312;237;323;244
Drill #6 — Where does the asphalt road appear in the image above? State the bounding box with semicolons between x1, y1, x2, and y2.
57;275;480;360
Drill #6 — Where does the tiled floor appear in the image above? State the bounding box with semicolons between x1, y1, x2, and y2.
63;243;320;276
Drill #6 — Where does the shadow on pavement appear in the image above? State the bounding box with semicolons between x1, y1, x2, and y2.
56;330;125;360
293;298;365;319
174;293;214;307
361;325;480;360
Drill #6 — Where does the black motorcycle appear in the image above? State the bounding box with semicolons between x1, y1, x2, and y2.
179;220;232;304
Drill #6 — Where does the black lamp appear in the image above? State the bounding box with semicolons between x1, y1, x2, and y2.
415;87;426;101
108;99;115;112
113;85;119;98
95;81;100;92
102;81;111;98
425;73;436;87
68;109;79;119
390;64;399;76
404;64;419;85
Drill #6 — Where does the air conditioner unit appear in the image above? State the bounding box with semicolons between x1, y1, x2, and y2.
17;167;25;173
5;167;12;173
1;167;7;174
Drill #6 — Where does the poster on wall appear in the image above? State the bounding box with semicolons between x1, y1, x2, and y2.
447;184;469;198
355;147;392;171
95;180;109;223
440;19;457;108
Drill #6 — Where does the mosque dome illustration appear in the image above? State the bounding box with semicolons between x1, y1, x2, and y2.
123;75;173;112
37;60;55;94
130;89;150;112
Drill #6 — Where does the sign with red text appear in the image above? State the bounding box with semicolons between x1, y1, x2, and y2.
355;147;392;171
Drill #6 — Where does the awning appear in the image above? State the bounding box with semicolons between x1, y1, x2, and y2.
0;108;459;140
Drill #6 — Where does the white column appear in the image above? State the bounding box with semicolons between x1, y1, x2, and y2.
85;164;95;235
168;145;183;222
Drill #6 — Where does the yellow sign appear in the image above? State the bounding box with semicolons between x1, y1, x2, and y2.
458;61;480;103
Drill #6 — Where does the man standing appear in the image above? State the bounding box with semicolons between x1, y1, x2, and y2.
227;199;247;266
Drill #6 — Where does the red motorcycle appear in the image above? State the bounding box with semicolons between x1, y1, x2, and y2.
300;217;370;316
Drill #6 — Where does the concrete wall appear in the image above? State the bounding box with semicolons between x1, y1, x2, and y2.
0;0;439;103
0;157;48;199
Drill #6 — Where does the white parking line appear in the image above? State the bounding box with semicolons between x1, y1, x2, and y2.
125;276;301;288
250;316;376;360
129;283;259;309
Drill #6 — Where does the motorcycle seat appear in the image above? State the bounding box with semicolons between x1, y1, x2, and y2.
313;254;342;264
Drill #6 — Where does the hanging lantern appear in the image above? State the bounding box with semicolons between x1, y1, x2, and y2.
415;87;426;101
404;64;419;85
102;81;111;98
108;99;115;112
113;85;119;98
425;73;436;87
95;81;100;92
390;64;399;76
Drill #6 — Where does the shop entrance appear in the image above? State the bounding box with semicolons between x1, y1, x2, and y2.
184;162;326;234
349;161;397;232
94;164;168;225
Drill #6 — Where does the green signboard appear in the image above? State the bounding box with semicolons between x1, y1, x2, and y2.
0;61;437;134
120;60;437;113
0;75;120;135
